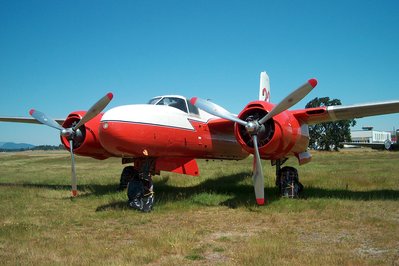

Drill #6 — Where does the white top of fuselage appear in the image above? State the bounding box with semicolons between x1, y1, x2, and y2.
101;95;217;130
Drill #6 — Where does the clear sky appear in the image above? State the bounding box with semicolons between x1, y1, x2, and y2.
1;0;399;145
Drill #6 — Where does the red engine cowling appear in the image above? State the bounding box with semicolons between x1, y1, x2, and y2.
234;101;310;161
60;111;113;160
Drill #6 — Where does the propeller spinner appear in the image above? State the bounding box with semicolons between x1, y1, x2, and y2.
29;92;113;197
191;79;317;205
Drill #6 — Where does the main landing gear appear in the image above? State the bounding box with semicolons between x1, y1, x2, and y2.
274;159;303;198
119;158;303;207
118;159;155;212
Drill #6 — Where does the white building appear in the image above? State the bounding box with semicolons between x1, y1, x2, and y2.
350;127;391;144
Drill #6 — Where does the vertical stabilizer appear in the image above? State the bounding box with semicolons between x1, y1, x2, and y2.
259;71;270;102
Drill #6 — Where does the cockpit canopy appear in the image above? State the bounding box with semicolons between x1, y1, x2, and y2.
148;96;199;115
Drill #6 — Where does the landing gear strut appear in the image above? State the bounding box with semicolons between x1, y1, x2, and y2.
119;159;155;212
274;159;303;198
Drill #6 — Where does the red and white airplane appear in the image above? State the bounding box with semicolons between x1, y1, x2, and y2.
1;72;399;205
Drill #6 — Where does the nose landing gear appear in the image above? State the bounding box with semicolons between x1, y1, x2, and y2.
274;160;303;198
118;159;155;212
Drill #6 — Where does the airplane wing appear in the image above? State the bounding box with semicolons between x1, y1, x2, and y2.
0;116;65;125
292;100;399;125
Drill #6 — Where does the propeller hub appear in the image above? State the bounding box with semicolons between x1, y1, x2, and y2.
61;128;74;137
245;121;259;135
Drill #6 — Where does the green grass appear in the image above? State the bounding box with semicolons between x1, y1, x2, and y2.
0;149;399;265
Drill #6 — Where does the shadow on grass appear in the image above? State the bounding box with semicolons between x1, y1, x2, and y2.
95;172;264;212
0;173;277;210
0;182;120;197
302;187;399;201
153;172;281;208
152;174;399;208
1;171;399;212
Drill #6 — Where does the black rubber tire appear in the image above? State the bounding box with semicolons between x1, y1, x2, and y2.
117;166;136;191
278;166;302;198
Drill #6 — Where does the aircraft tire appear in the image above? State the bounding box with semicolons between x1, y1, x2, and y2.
117;166;136;191
278;166;303;198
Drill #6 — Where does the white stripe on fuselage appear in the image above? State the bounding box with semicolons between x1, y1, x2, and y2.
101;104;207;130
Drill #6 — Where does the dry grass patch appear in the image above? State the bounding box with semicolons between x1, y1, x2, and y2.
0;149;398;265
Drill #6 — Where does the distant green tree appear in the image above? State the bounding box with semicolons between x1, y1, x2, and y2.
306;97;356;151
32;145;64;151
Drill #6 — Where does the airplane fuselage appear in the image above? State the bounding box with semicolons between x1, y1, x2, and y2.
99;104;248;160
61;98;313;169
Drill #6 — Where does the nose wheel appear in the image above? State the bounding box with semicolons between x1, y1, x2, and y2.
274;160;303;198
117;166;136;191
119;159;155;212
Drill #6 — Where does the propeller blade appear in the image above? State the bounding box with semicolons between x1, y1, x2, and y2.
252;134;265;205
73;92;113;130
69;139;78;197
190;97;247;126
29;109;64;131
258;79;317;124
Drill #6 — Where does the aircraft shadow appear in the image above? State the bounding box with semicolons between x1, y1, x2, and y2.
302;187;399;201
0;182;119;198
95;172;260;211
95;172;399;211
1;173;399;212
0;182;72;192
153;172;278;208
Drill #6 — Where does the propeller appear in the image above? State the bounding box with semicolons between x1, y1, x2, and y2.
191;79;317;205
29;92;113;197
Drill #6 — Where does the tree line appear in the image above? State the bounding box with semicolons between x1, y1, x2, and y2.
0;145;65;152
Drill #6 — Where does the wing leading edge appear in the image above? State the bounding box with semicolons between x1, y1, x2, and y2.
293;100;399;125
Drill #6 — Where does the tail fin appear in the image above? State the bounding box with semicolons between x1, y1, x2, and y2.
259;71;270;102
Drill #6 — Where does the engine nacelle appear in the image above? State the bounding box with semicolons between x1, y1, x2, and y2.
234;101;310;161
60;111;113;160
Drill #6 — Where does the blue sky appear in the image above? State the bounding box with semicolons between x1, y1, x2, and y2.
1;0;399;145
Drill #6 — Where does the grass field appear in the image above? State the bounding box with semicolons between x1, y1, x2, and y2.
0;149;398;265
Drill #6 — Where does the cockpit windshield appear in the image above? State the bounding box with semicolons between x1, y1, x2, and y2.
157;97;187;113
147;97;162;105
147;96;199;116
